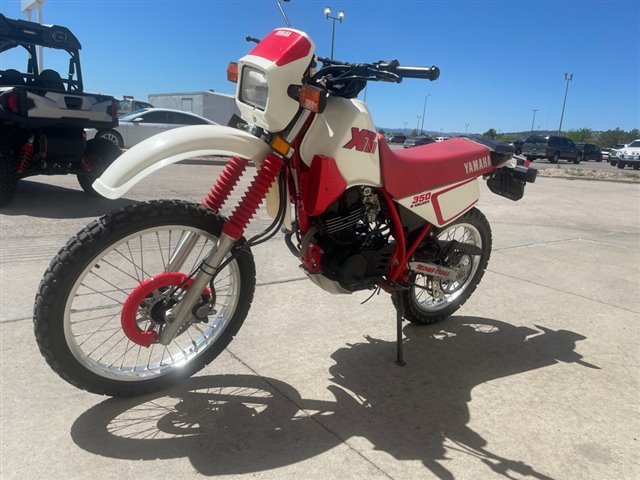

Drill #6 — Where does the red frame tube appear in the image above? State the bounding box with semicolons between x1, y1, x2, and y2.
381;189;433;282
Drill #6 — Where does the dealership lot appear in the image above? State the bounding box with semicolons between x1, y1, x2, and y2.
1;164;638;480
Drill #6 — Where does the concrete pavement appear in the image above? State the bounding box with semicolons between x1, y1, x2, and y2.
1;165;638;479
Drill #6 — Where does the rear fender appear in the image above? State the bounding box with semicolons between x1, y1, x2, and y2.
92;125;271;199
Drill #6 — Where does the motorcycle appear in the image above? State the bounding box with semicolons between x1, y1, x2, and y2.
33;27;536;396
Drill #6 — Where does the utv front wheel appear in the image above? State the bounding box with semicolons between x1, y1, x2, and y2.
77;138;122;197
0;144;17;208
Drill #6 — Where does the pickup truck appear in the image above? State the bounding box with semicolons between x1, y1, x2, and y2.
616;140;640;170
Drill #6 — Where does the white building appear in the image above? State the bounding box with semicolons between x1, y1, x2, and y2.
148;91;240;125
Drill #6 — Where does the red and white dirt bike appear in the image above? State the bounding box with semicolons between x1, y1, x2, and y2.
34;28;536;396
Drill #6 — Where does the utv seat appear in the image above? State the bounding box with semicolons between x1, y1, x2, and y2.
33;69;65;92
0;69;25;86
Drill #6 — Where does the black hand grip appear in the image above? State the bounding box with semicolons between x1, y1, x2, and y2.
395;65;440;81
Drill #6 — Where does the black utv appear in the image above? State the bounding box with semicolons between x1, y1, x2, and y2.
0;14;121;207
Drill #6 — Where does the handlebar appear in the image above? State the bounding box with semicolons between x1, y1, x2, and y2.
312;57;440;99
316;57;440;82
394;65;440;81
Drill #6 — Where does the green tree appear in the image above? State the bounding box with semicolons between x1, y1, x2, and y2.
624;129;640;142
483;128;497;139
564;128;593;143
597;128;628;147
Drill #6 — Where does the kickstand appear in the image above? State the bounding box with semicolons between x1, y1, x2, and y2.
393;290;406;366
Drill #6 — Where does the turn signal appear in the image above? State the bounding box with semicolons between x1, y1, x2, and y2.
227;62;239;83
271;136;291;157
299;85;327;113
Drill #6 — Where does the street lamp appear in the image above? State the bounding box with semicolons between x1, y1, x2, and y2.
558;73;573;134
324;6;345;60
420;94;430;135
531;109;538;133
416;115;421;133
464;123;470;134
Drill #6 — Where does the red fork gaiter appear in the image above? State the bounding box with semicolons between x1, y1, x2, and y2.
222;154;284;240
201;156;249;212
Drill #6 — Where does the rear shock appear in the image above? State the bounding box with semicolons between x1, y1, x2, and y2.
223;153;283;240
201;156;249;212
16;135;35;173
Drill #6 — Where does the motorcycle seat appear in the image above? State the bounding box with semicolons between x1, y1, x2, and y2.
378;136;497;199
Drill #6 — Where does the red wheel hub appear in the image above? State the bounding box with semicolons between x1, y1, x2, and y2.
121;272;211;347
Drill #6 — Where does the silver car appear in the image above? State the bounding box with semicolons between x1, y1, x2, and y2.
86;108;217;149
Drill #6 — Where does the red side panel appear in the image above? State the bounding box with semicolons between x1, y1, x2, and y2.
249;29;312;66
378;135;494;199
300;154;347;216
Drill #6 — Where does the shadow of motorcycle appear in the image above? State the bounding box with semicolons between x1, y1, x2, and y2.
71;316;597;478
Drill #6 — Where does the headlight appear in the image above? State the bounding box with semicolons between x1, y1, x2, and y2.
240;66;268;111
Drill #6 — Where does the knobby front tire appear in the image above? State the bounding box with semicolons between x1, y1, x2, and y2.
33;200;256;397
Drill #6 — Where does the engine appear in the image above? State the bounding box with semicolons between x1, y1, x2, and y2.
308;187;395;292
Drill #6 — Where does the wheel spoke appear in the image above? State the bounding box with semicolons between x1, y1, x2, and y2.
62;221;244;382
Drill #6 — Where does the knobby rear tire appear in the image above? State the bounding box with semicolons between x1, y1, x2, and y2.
33;200;256;397
398;207;492;325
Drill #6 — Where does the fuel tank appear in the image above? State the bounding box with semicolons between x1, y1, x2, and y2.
299;97;382;187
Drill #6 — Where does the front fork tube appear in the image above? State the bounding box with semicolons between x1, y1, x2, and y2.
158;153;284;345
158;233;235;345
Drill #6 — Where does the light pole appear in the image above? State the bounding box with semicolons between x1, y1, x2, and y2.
420;94;430;135
324;6;345;60
416;115;421;134
558;73;573;134
465;123;469;134
531;109;538;133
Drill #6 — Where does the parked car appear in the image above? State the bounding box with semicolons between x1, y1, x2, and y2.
576;143;603;162
434;136;450;142
616;139;640;170
0;13;120;207
523;135;581;163
601;148;611;162
403;136;436;148
507;140;524;155
117;98;154;115
609;143;627;166
388;134;406;144
86;108;217;149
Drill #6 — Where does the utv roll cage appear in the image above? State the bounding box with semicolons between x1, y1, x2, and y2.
0;13;84;92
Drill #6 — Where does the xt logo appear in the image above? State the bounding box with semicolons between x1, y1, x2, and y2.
343;128;378;154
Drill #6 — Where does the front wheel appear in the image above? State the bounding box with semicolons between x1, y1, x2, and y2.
33;200;256;396
397;208;492;325
550;152;559;164
617;161;625;169
77;138;122;197
573;154;581;164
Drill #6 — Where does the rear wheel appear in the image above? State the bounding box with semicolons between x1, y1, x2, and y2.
573;154;581;164
398;208;492;325
550;152;559;164
0;144;17;208
34;200;256;396
617;161;625;169
77;138;122;197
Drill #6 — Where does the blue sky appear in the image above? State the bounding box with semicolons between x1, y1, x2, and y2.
1;0;638;134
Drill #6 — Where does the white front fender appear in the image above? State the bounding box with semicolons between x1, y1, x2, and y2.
92;125;271;199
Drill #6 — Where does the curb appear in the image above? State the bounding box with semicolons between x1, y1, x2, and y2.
536;173;640;184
